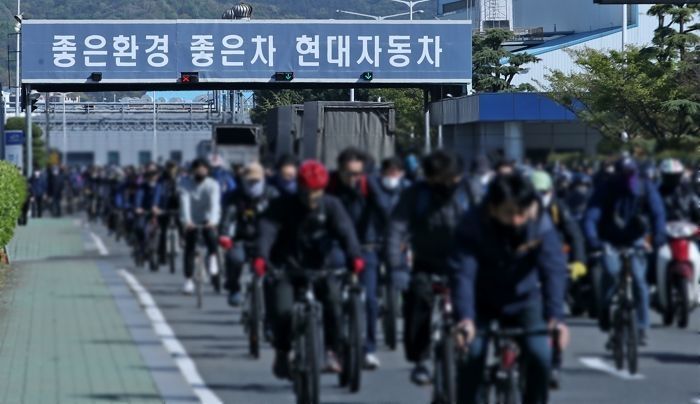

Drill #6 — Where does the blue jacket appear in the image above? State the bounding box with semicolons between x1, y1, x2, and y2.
29;174;47;197
212;167;237;206
327;173;382;246
135;183;160;211
449;207;568;322
583;176;666;249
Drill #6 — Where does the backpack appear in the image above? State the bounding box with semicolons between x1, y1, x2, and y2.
414;183;471;221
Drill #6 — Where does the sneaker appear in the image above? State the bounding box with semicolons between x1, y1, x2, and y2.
228;292;243;307
273;350;291;380
638;330;648;347
182;279;195;295
363;353;381;370
208;255;219;276
325;351;342;374
211;274;221;294
410;362;432;386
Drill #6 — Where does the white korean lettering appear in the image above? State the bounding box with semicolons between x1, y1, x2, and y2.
327;35;350;68
388;35;411;68
113;35;139;67
191;35;215;67
417;36;442;67
52;35;77;68
296;35;320;67
251;35;276;67
357;36;382;67
222;35;244;67
145;35;169;68
84;35;107;67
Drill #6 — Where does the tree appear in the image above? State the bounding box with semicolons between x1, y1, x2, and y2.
367;88;425;151
5;117;47;170
472;29;540;93
546;5;700;149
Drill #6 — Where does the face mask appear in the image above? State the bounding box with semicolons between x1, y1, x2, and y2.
246;180;265;198
541;193;553;208
194;174;206;183
281;179;298;194
382;176;401;190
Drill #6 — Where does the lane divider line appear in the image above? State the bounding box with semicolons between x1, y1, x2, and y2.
119;268;223;404
579;356;646;380
89;231;109;256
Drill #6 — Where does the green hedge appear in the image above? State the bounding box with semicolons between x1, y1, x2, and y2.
0;161;27;248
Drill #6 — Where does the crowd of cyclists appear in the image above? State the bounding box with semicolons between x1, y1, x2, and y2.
21;148;700;404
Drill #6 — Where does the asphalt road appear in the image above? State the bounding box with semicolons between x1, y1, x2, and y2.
92;224;700;404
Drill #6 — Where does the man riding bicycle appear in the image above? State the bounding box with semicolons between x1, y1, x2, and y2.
658;158;700;223
220;162;279;307
386;150;473;385
134;168;162;267
583;157;666;345
255;160;364;379
450;173;570;404
179;159;222;294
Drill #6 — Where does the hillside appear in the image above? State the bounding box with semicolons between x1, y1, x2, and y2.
0;0;438;90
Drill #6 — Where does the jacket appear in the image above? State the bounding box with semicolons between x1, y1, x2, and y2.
220;185;279;242
584;177;666;249
449;206;568;322
257;194;361;270
386;181;471;272
178;176;222;226
327;173;381;246
659;183;700;224
546;198;586;264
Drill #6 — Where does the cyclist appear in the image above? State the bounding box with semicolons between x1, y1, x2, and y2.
386;150;473;386
328;147;383;370
450;173;570;404
658;159;700;223
220;162;279;306
155;161;181;266
179;159;222;294
583;157;666;346
47;165;66;217
255;160;364;379
466;155;494;205
269;154;299;197
565;173;593;222
28;169;47;218
133;167;162;267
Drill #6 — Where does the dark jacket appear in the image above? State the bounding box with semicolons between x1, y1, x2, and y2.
545;198;586;264
220;185;279;242
584;176;666;249
135;183;160;211
449;207;568;322
659;182;700;224
257;194;362;270
29;173;47;197
370;174;411;238
327;173;382;246
386;181;471;272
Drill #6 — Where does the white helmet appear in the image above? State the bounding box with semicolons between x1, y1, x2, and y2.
659;158;684;175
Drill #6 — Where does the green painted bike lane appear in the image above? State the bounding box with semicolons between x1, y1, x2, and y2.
0;219;163;404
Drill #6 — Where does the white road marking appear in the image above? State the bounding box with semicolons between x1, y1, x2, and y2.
89;231;109;256
579;357;646;380
119;269;223;404
691;398;700;404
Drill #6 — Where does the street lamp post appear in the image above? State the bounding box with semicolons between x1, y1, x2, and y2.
388;0;430;21
14;0;21;116
335;9;423;20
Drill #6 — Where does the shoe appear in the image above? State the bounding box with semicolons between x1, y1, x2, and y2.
228;292;243;307
208;255;219;276
325;351;342;374
363;353;381;370
273;350;291;380
549;369;561;390
410;362;432;386
182;279;195;295
638;330;648;347
211;274;221;294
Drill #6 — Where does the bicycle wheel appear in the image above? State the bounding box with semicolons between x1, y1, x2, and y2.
249;279;263;359
168;231;177;274
383;283;399;351
626;309;638;375
347;291;363;393
303;309;321;404
432;336;457;404
675;277;690;329
196;256;204;309
612;308;624;371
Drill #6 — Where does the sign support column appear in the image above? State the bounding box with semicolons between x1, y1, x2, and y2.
25;85;32;175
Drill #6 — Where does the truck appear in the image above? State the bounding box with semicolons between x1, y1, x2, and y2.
267;101;396;169
212;124;262;167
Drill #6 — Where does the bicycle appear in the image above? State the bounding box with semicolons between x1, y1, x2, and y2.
338;271;364;393
380;264;400;351
431;275;457;404
609;247;639;374
164;211;181;274
478;326;561;404
242;251;265;359
286;268;327;404
191;226;221;308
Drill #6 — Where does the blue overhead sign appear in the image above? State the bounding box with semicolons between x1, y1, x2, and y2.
22;20;472;85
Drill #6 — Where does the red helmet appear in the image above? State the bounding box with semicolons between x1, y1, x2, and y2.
298;160;329;191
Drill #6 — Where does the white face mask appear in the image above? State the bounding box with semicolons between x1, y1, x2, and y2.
382;176;401;190
246;180;265;198
541;193;553;208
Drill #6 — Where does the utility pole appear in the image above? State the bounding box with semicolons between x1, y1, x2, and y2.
15;0;21;116
62;93;67;165
45;92;50;157
24;85;32;175
152;91;157;163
